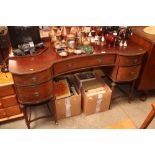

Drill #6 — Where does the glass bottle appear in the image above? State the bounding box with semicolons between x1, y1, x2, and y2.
61;26;67;41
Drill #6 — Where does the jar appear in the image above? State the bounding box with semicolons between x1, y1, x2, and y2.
83;39;90;46
67;34;75;48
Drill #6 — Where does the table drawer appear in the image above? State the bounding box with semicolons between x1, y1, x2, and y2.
5;105;21;117
0;109;6;119
116;65;141;81
13;69;52;86
118;55;143;66
0;84;15;98
1;95;18;108
53;54;115;76
16;81;53;104
91;54;115;66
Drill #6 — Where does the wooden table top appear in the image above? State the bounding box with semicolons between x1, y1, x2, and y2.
9;40;146;75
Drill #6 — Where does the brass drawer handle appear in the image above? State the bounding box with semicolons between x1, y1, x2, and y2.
32;77;37;82
34;92;40;97
131;71;135;75
133;59;138;63
67;63;73;68
97;58;102;63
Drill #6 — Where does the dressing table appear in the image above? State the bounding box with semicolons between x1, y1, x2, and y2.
8;39;146;126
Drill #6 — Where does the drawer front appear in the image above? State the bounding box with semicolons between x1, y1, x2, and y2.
116;65;141;81
16;81;53;104
0;84;15;98
53;54;115;75
13;69;52;86
91;54;115;66
0;109;6;119
118;55;143;66
1;95;18;108
5;105;21;117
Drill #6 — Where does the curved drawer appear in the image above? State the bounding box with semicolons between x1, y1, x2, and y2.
118;55;143;66
15;81;53;104
13;69;52;86
53;54;115;76
116;65;141;81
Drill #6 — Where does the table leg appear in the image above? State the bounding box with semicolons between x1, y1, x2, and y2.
128;80;136;103
21;105;30;129
50;98;58;125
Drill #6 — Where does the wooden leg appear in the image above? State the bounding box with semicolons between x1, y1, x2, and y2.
52;81;58;125
140;108;155;129
46;101;52;115
50;98;58;124
28;106;31;122
53;102;58;125
111;82;116;95
21;105;30;129
128;80;136;103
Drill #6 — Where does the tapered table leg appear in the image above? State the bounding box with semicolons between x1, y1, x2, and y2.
21;105;30;129
50;98;58;125
128;80;136;103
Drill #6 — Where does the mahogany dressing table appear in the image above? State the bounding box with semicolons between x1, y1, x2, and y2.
8;40;146;127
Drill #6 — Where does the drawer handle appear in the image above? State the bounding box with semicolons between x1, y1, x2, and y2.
67;63;73;68
131;71;135;75
97;58;102;63
32;77;37;82
0;102;2;107
133;59;138;63
34;92;40;97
